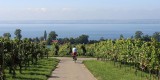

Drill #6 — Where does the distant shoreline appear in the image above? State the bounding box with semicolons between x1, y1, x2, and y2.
0;19;160;24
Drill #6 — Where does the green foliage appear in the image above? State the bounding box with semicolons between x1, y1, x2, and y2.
51;43;59;56
0;38;49;79
76;44;83;56
119;34;124;40
57;34;89;44
47;31;58;45
47;37;52;45
85;44;95;56
135;31;143;39
48;31;58;40
152;32;160;42
44;30;47;41
77;34;89;44
75;44;87;56
3;33;11;39
14;29;22;40
58;43;71;56
85;38;160;79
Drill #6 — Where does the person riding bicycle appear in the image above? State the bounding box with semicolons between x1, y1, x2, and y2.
72;47;77;61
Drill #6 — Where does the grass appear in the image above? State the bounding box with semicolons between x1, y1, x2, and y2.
5;58;59;80
83;60;150;80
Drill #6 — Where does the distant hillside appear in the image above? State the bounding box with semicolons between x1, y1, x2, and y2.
0;19;160;24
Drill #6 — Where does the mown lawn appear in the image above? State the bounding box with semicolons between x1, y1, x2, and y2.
83;60;150;80
5;58;59;80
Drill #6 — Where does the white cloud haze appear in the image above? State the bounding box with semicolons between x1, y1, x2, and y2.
0;0;160;20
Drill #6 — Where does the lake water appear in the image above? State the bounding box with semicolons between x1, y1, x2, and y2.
0;24;160;40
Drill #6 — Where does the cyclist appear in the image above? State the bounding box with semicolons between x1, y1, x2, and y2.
72;47;77;61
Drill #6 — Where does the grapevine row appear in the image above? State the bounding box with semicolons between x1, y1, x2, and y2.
85;38;160;79
0;38;48;79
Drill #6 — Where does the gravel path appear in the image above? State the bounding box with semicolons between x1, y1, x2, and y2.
48;57;97;80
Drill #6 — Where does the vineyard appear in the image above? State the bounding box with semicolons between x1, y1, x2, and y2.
85;38;160;80
1;29;160;80
51;37;160;79
0;38;49;80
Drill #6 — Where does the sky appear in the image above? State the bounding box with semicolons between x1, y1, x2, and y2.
0;0;160;20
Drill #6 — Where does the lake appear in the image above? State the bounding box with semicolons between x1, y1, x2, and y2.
0;24;160;40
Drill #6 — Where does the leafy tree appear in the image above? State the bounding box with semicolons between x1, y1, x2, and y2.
46;38;52;45
47;31;58;45
48;31;58;40
35;37;40;42
69;37;75;44
81;44;87;56
142;35;151;42
130;36;134;39
119;34;124;40
39;36;44;41
63;38;70;43
152;32;160;42
3;33;11;39
28;38;33;42
134;31;143;39
100;37;105;41
14;29;22;40
88;40;99;44
77;34;89;44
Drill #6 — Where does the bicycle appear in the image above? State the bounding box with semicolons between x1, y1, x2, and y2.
73;56;77;63
71;52;77;63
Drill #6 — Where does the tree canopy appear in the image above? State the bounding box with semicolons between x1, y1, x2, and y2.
3;33;11;39
48;31;58;40
14;29;22;40
134;31;143;39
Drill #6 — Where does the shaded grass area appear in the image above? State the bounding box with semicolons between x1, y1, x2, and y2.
83;60;149;80
5;58;59;80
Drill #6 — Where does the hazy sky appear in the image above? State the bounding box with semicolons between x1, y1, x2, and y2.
0;0;160;20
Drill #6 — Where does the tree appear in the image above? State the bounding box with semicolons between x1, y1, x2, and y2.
81;44;86;56
142;35;151;42
47;38;52;45
32;37;40;42
3;33;11;39
78;34;89;44
63;38;70;43
119;34;124;40
100;37;105;41
39;36;44;41
28;38;33;42
131;36;134;39
14;29;22;40
135;31;143;39
47;31;58;45
35;37;40;42
69;37;75;44
152;32;160;42
48;31;58;40
44;30;47;41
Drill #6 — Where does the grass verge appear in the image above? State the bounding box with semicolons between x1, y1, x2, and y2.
83;60;149;80
5;58;59;80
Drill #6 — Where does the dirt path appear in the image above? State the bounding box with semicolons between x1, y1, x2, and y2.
48;57;97;80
